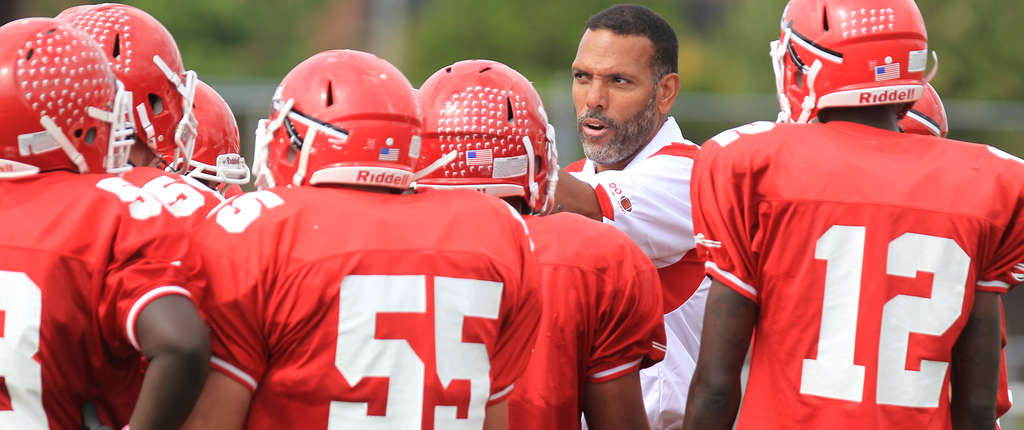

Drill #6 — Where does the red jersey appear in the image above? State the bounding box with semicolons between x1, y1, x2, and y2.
196;187;542;430
0;171;200;429
691;121;1024;429
509;213;665;429
121;166;224;226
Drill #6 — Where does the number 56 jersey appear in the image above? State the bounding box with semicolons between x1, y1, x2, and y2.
691;121;1024;429
195;186;542;430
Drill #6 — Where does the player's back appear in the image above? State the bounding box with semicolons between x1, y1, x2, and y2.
509;213;664;429
695;121;1024;429
198;186;541;430
0;171;188;428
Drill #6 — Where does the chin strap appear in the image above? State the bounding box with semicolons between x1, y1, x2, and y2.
769;28;794;123
925;51;939;83
153;55;198;172
40;115;89;173
413;149;459;181
796;59;823;124
292;124;317;186
252;98;295;190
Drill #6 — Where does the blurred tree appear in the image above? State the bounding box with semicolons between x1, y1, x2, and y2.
403;0;691;87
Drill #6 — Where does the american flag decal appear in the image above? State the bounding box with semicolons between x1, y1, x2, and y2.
466;149;493;166
379;147;399;161
874;63;900;81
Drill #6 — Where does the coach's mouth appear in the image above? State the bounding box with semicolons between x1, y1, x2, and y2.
580;119;609;139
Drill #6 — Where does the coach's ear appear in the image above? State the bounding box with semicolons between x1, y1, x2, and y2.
656;72;679;116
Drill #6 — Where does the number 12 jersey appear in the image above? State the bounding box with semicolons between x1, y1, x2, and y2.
692;121;1024;429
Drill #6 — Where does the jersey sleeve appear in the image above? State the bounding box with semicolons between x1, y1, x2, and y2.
587;242;665;382
487;204;543;404
977;176;1024;293
95;178;204;354
690;138;761;302
573;148;697;268
194;192;281;391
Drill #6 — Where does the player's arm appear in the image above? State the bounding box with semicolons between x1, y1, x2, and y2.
130;295;210;430
483;400;509;430
950;290;1002;430
554;169;603;220
583;370;650;430
181;371;253;430
682;278;756;430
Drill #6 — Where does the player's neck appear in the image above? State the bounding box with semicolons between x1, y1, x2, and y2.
817;105;904;132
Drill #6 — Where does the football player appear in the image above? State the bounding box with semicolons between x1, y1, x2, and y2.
899;83;1013;429
900;83;948;137
182;80;250;198
0;18;208;429
413;59;665;430
684;0;1022;429
181;50;542;430
57;4;238;222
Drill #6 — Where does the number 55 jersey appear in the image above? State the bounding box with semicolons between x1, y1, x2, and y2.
195;186;542;429
691;121;1024;429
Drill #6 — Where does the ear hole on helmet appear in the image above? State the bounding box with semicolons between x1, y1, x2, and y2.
326;81;334;107
148;93;164;115
535;155;543;172
795;68;805;89
26;49;34;60
112;33;121;58
73;129;83;138
506;97;514;123
822;8;829;31
84;127;97;145
286;144;298;163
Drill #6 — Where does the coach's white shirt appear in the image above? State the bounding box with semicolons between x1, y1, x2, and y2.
569;116;709;430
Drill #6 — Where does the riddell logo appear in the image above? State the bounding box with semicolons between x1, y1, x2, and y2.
859;88;920;104
356;170;410;187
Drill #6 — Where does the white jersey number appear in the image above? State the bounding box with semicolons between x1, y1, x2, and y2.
330;275;502;429
214;191;283;234
96;177;163;220
0;271;47;428
800;226;969;407
140;175;209;218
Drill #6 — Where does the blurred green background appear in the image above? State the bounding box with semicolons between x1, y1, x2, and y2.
7;0;1024;425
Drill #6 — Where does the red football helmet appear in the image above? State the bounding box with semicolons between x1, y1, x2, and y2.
57;3;198;172
900;83;947;137
183;80;249;188
0;18;134;176
414;60;557;215
252;49;421;190
770;0;929;123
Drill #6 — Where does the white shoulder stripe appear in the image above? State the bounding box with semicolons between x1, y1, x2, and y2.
589;358;643;380
977;280;1011;291
126;286;193;351
489;384;515;401
211;356;259;391
705;261;758;298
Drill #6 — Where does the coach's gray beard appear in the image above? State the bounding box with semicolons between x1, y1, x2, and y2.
579;94;659;166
